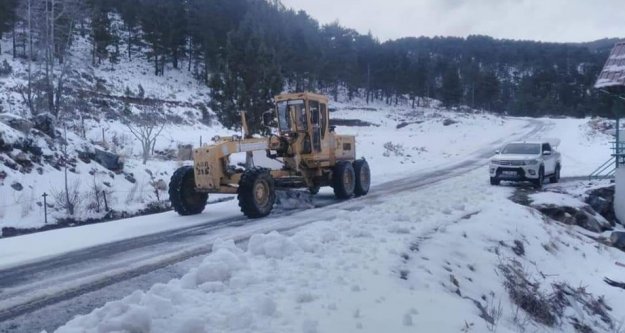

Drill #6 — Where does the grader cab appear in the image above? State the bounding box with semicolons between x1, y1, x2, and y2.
168;92;370;218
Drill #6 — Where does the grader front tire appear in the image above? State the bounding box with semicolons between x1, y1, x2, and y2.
169;166;208;216
238;168;276;218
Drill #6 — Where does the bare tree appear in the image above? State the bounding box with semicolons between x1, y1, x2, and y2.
126;108;165;165
15;0;84;118
56;124;78;215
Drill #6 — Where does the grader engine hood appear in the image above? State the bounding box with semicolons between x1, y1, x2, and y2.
193;137;270;192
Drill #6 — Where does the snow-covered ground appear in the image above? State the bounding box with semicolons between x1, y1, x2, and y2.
54;167;625;333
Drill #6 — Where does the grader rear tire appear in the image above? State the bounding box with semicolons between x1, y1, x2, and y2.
333;161;356;199
238;167;276;218
353;159;371;197
169;166;208;216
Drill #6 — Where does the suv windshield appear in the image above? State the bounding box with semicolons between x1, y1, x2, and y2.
277;100;305;132
502;143;541;155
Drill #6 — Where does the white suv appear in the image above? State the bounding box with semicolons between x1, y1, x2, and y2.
489;140;562;188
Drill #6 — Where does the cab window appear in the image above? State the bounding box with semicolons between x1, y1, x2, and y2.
320;103;327;138
277;99;305;132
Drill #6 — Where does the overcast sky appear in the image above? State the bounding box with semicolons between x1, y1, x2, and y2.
280;0;625;43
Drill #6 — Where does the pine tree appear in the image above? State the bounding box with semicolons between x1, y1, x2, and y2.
209;13;283;134
0;0;18;54
90;2;112;65
441;66;463;108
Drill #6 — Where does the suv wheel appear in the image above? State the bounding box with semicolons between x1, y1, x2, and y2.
533;167;544;189
549;165;561;183
490;177;500;186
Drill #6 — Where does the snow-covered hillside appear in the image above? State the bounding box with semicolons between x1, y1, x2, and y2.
0;34;232;231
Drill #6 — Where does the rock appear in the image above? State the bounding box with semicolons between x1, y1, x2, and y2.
610;232;625;251
535;205;612;233
77;151;93;164
443;119;458;126
11;182;23;191
0;133;8;152
585;186;616;226
396;121;424;129
7;117;33;133
125;173;136;183
33;113;56;138
3;159;18;170
13;152;33;168
0;170;6;181
14;138;42;156
94;149;123;171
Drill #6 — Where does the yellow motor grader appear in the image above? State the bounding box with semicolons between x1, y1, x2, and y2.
168;92;370;218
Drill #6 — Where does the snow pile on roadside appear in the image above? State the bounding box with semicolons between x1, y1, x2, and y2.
55;168;625;333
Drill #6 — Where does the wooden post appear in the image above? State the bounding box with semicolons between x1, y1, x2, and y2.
95;190;100;213
42;193;48;224
102;190;109;211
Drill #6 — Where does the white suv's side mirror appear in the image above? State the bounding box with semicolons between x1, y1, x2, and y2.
495;150;500;154
543;150;552;156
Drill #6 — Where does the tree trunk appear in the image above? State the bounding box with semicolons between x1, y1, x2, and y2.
204;57;210;84
127;27;132;60
12;25;16;58
142;142;150;164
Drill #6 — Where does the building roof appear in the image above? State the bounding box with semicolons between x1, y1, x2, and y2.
595;41;625;90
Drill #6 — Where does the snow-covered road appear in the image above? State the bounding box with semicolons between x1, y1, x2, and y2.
0;119;548;333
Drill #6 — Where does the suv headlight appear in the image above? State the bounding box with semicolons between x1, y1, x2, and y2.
527;159;539;165
491;160;500;165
